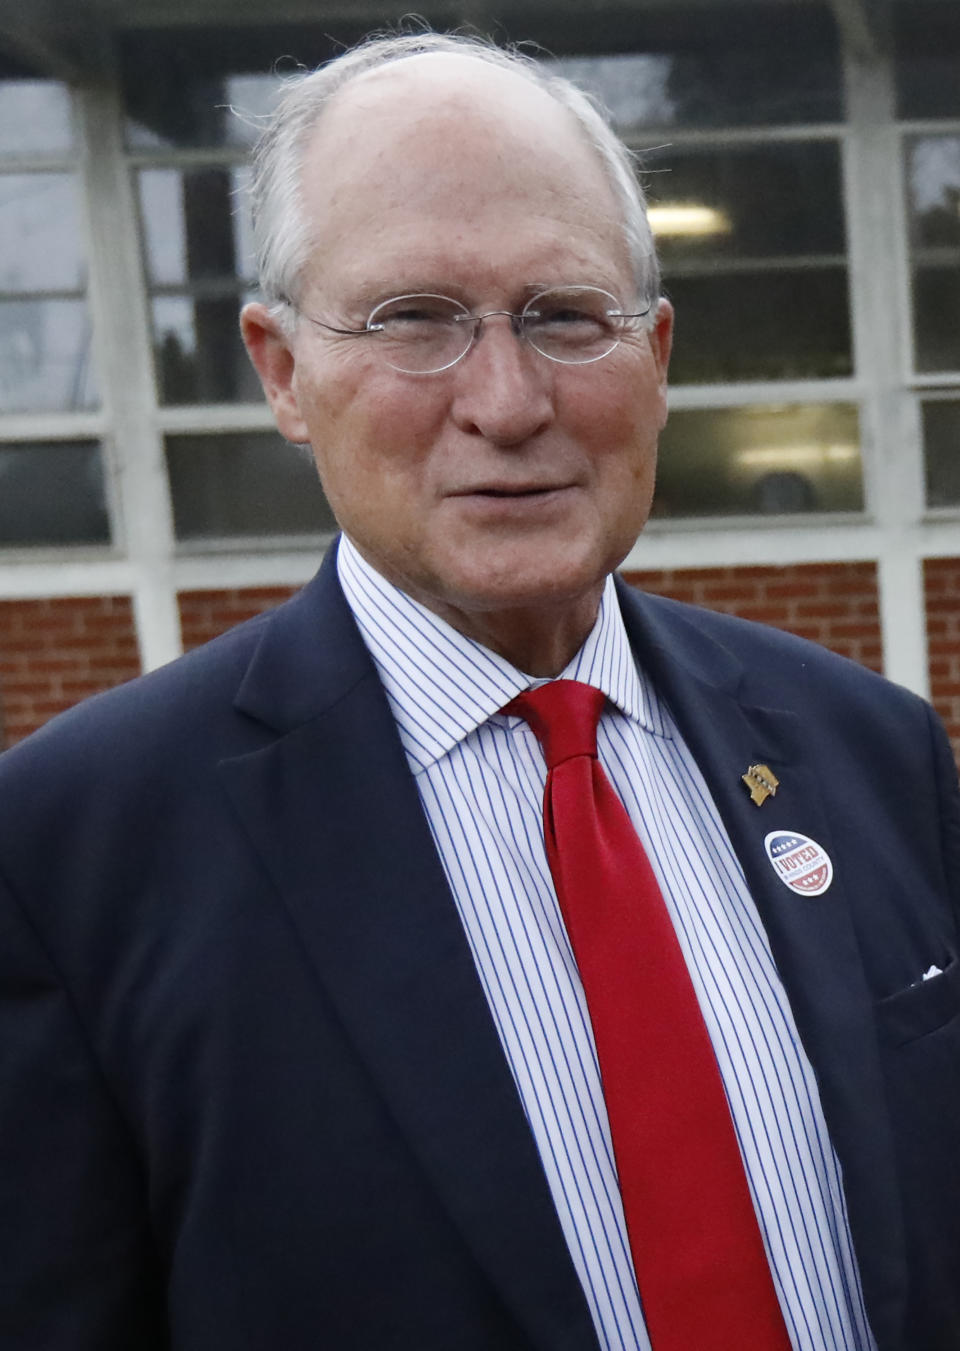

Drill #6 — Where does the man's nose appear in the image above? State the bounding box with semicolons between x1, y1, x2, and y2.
449;315;555;446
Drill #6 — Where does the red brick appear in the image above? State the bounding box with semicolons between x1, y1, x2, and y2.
793;601;853;619
762;582;822;600
924;559;960;763
0;595;140;746
177;587;297;652
699;584;764;603
825;622;884;640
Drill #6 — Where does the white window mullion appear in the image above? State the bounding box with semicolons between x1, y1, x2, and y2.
74;79;183;671
843;47;930;696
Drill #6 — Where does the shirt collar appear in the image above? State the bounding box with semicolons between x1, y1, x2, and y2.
337;534;667;774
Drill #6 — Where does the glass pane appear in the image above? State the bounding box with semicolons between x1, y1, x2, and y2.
650;143;845;264
152;294;263;405
895;1;960;118
0;441;109;545
666;269;852;384
907;136;960;373
125;74;238;150
653;403;863;518
120;9;838;147
923;400;960;507
550;8;840;128
127;71;283;150
553;54;687;129
167;432;337;539
138;166;255;286
0;298;97;412
908;137;960;249
121;23;337;149
0;81;73;156
912;268;960;373
0;173;85;292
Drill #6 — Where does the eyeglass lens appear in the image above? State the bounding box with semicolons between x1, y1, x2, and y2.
367;286;632;373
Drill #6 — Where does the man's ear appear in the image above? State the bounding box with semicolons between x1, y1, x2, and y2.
649;297;674;386
240;302;310;444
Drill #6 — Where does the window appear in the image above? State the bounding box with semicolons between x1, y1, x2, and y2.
122;30;344;548
906;135;960;376
654;404;863;519
0;78;107;549
110;8;885;531
138;166;262;405
922;399;960;508
0;440;108;545
651;143;850;385
554;8;855;519
0;82;97;415
166;431;336;541
896;1;960;512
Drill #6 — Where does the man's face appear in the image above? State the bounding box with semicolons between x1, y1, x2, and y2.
244;57;672;662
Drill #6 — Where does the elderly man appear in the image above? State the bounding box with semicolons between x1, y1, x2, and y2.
0;29;958;1351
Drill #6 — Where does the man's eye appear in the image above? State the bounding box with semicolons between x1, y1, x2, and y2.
373;300;459;329
539;307;595;324
530;306;610;332
384;308;443;324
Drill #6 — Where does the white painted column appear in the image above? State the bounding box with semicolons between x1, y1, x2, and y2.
843;50;930;696
75;79;184;672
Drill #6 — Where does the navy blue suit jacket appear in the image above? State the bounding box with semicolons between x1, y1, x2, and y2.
1;545;958;1350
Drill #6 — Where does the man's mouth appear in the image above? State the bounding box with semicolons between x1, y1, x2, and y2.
459;484;567;498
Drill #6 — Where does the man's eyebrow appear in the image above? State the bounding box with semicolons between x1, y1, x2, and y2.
352;280;617;306
339;282;461;309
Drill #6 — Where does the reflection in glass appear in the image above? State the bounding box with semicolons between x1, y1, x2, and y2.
121;7;839;147
650;143;845;263
152;295;262;405
549;12;839;128
167;432;337;540
125;59;288;149
907;137;960;373
0;82;73;156
666;270;851;384
0;441;109;545
551;55;676;128
908;138;960;249
138;166;255;286
923;401;960;507
653;404;863;518
223;75;285;146
0;299;97;413
0;173;85;292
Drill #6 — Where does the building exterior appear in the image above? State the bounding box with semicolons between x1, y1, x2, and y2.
0;0;958;753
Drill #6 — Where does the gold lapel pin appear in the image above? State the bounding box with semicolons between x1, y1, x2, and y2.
741;763;779;807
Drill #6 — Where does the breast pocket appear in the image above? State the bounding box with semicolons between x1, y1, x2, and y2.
877;955;960;1048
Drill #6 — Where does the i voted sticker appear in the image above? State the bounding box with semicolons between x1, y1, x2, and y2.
764;831;833;896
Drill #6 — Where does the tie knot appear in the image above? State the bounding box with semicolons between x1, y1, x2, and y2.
504;680;607;769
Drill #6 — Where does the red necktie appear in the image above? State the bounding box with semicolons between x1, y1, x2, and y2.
504;680;792;1351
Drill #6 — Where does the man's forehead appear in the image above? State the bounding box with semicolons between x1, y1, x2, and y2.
309;51;581;160
293;49;628;295
332;50;555;117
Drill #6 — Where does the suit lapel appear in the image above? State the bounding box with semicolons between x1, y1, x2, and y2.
219;551;599;1351
616;579;907;1347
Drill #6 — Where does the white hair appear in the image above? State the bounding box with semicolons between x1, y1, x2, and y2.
247;29;661;330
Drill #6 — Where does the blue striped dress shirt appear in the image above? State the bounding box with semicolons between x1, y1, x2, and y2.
337;534;876;1351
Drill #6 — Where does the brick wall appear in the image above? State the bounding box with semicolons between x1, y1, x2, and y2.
620;560;884;672
178;586;298;652
178;570;884;674
0;595;141;749
924;557;960;757
9;564;954;756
